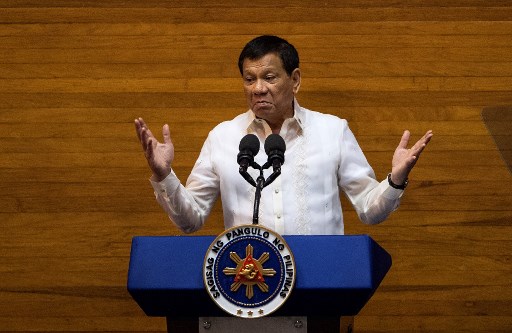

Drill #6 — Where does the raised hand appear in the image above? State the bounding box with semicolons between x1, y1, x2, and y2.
134;117;174;182
390;130;433;185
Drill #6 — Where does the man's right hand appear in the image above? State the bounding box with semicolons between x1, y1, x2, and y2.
134;117;174;182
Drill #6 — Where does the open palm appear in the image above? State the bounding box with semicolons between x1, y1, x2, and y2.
135;118;175;182
391;130;433;185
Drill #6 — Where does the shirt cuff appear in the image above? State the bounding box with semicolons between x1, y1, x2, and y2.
149;170;181;196
381;179;405;200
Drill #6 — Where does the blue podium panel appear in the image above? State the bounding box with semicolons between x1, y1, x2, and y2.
127;235;391;317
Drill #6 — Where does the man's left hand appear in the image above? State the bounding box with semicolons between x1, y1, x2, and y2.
390;130;433;185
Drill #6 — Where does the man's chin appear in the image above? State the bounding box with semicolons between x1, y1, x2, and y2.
252;104;273;115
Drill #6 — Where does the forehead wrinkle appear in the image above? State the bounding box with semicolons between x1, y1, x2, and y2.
243;54;283;75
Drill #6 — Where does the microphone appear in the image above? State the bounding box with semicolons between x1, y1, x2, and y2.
237;134;260;187
264;134;286;172
237;134;260;170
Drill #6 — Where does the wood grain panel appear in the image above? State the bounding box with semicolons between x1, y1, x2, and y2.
0;0;511;332
2;21;512;36
2;0;512;8
3;35;512;49
2;7;512;23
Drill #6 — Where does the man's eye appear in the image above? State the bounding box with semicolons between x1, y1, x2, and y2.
244;77;255;83
265;75;276;81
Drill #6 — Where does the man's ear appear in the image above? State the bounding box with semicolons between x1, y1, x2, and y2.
291;68;301;94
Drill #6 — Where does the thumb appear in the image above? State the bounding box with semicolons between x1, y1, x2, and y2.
162;124;172;145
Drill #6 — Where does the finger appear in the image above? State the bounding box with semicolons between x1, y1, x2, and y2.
140;127;149;152
411;130;433;155
399;155;419;175
145;126;156;140
138;117;147;128
423;130;434;144
397;130;410;149
146;138;154;161
136;117;152;143
413;145;426;159
134;118;142;141
162;124;172;145
140;128;146;153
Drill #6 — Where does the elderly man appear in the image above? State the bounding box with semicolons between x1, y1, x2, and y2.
135;35;432;235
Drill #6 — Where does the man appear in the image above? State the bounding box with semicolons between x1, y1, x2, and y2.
135;35;433;235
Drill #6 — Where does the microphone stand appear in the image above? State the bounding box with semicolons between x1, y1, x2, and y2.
252;168;265;225
246;162;281;225
239;134;286;225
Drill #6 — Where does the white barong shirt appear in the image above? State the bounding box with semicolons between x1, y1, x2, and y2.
151;100;403;235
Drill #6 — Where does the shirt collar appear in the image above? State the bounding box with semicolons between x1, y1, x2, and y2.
246;98;306;136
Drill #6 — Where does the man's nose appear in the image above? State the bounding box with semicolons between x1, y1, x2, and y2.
253;79;268;94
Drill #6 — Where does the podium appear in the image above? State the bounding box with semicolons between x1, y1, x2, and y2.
128;235;391;332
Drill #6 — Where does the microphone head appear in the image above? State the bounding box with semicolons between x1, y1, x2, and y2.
239;134;260;155
264;134;286;166
264;134;286;155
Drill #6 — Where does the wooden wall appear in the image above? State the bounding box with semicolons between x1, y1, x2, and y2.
1;0;511;332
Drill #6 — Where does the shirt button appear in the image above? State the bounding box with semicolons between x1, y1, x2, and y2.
277;214;281;219
275;188;280;194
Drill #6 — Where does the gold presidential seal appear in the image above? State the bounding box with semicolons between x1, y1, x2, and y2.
203;225;295;318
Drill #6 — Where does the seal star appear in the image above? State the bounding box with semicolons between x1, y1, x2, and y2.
222;244;276;299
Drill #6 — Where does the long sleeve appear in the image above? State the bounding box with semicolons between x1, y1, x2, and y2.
150;134;220;233
337;120;403;225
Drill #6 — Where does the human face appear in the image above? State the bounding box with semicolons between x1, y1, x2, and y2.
242;53;301;131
